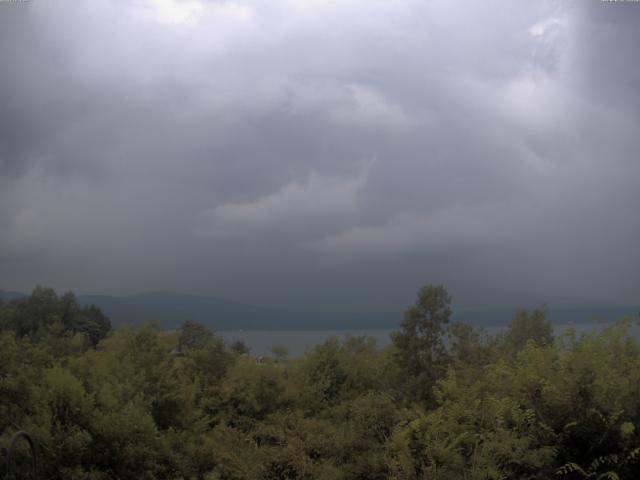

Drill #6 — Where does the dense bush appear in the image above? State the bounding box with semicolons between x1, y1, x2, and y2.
1;286;639;479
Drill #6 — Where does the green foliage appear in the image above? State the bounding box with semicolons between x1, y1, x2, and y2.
230;340;250;356
0;286;111;347
391;284;452;404
178;319;214;352
556;447;640;479
502;307;554;355
270;345;289;363
1;285;640;479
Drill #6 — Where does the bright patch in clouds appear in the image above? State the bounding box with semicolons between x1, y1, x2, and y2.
147;0;203;24
529;16;563;37
195;168;369;238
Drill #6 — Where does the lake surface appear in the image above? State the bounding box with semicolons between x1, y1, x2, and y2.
219;322;626;357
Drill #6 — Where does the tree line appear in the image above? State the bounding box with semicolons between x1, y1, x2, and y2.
1;285;639;479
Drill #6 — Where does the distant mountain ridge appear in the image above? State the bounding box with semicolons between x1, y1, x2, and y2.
0;290;26;302
77;292;406;330
1;289;637;331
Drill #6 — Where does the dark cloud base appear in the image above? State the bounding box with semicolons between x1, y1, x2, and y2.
0;0;638;311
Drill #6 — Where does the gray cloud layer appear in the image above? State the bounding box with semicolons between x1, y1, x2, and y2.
1;0;638;311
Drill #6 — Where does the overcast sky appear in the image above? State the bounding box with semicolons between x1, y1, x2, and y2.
0;0;638;311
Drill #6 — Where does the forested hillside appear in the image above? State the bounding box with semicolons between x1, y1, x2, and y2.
1;286;640;479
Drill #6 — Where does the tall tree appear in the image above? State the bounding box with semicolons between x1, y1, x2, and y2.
177;320;214;352
76;304;112;347
391;284;452;404
503;307;553;355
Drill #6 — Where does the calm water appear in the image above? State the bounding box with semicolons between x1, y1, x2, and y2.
219;322;625;357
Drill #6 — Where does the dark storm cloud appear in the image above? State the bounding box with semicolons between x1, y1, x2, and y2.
0;0;638;311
